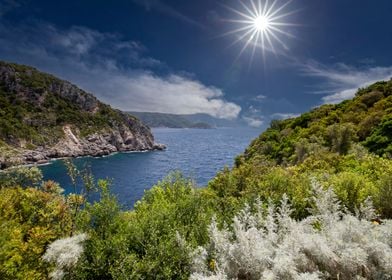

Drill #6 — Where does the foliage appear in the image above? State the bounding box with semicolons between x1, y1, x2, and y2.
207;146;392;221
191;184;392;280
244;79;392;163
73;173;212;279
364;115;392;157
0;166;43;188
0;185;72;279
117;173;212;279
72;179;127;279
0;61;142;149
205;80;392;221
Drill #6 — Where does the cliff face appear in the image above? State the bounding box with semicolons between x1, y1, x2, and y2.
0;61;164;169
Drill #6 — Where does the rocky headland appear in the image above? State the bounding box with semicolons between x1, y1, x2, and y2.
0;61;165;169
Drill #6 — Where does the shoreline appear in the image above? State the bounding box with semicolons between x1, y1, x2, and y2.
0;144;166;171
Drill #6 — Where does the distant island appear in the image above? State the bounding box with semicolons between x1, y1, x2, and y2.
0;61;164;169
128;111;213;128
128;111;250;128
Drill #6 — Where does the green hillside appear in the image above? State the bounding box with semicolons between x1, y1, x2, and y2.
0;62;123;145
243;80;392;164
0;61;159;168
207;79;392;219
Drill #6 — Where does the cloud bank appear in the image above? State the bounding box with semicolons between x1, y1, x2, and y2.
242;116;264;127
0;20;240;119
300;60;392;104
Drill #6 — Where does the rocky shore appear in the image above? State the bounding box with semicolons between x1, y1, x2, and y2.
0;124;166;169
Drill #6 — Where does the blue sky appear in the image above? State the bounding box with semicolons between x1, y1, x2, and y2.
1;0;392;127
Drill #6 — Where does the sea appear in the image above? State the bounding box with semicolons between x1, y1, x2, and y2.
39;127;262;208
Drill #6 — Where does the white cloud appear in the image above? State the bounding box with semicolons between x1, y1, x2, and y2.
0;21;240;119
271;113;299;120
252;94;267;102
51;26;101;56
300;60;392;104
131;0;205;29
89;72;241;119
243;116;264;127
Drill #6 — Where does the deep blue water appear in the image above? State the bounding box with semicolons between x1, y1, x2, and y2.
39;127;261;208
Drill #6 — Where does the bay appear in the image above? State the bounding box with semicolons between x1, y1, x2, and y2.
39;127;262;208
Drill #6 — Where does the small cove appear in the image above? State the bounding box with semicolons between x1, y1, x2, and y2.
39;127;262;208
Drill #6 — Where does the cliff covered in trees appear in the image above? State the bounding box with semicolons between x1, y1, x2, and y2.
0;61;164;169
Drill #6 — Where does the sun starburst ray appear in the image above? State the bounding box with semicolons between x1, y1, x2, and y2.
223;19;254;23
268;0;293;18
217;25;254;38
250;31;260;62
269;8;303;21
265;0;278;17
258;0;264;16
266;28;288;50
249;0;260;17
239;1;257;19
268;25;295;38
264;30;276;54
222;4;255;21
232;29;259;65
223;0;299;62
226;27;258;49
239;30;259;56
269;22;302;27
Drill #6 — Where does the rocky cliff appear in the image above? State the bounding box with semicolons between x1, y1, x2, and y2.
0;61;164;169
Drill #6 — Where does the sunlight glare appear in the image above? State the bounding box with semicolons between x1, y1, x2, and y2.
254;16;270;31
222;0;298;61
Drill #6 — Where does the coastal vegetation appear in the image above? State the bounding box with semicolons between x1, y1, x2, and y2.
0;62;119;145
0;79;392;279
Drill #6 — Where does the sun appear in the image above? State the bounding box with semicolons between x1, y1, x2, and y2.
222;0;299;60
254;15;270;31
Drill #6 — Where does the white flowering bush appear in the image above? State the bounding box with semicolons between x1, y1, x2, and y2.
190;182;392;280
43;233;88;280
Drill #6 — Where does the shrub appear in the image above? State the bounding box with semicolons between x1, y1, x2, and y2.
0;166;43;188
113;173;212;279
43;233;88;280
0;186;71;279
190;182;392;280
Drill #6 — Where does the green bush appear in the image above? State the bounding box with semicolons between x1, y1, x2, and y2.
0;186;71;279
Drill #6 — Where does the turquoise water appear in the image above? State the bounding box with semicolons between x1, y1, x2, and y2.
39;127;262;208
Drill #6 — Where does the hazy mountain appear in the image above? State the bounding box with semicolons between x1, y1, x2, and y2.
128;112;247;128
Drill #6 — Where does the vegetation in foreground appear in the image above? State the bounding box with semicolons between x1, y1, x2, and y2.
191;184;392;280
0;80;392;279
